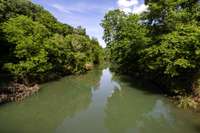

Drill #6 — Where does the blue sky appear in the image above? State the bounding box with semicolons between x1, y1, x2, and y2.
32;0;145;47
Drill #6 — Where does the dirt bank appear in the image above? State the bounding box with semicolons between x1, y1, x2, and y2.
0;83;40;104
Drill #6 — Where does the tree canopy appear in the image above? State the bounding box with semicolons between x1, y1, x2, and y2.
101;0;200;93
0;0;103;84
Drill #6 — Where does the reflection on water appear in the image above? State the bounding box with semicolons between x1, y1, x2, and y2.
129;100;175;133
0;67;200;133
56;68;121;133
146;100;174;126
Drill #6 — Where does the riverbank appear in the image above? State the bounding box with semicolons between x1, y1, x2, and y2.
0;83;39;104
109;66;200;110
0;63;95;104
170;76;200;110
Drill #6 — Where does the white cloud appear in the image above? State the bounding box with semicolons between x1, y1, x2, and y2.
117;0;148;14
132;4;148;14
51;3;110;14
118;0;138;7
52;4;71;14
120;7;132;13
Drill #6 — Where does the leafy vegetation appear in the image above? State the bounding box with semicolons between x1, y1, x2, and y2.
0;0;103;84
101;0;200;95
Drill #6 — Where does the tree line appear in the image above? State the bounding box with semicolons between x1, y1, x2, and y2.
0;0;103;85
101;0;200;96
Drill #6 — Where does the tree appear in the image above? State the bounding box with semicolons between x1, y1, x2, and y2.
101;10;126;46
0;0;103;85
74;26;87;36
102;0;200;93
44;34;74;75
101;10;149;73
2;15;52;83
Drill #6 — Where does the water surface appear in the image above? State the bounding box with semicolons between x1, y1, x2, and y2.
0;67;200;133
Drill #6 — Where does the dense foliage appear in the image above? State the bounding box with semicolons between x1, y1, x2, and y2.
0;0;103;84
101;0;200;93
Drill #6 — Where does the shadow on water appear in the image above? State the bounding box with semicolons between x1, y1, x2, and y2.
105;68;200;133
114;74;164;95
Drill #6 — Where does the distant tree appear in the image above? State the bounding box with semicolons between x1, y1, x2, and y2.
74;26;86;36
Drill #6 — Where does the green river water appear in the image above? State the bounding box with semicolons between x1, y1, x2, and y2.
0;67;200;133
